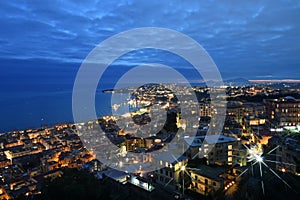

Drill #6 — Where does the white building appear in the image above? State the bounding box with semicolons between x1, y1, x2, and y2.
185;135;246;166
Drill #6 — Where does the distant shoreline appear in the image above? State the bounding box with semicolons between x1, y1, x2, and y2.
249;79;300;83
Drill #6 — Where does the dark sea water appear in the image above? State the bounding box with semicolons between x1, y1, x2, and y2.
0;66;222;133
0;54;202;133
1;50;272;133
0;85;113;133
0;59;114;133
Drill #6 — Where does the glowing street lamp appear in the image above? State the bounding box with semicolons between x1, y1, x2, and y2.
181;165;186;171
256;155;263;163
181;165;186;197
239;144;293;196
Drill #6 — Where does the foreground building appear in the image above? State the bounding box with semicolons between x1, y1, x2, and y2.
189;165;225;196
276;137;300;176
188;164;240;197
154;152;188;192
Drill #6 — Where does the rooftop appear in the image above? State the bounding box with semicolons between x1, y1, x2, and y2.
267;96;300;103
190;165;224;181
97;169;128;182
153;151;187;164
185;135;237;147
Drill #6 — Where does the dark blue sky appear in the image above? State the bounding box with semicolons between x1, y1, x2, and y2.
1;0;300;79
0;0;300;132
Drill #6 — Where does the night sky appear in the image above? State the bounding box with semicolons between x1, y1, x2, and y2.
0;0;300;131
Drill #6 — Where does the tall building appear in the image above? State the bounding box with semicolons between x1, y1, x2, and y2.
184;135;246;166
243;102;265;117
265;96;300;127
199;102;214;117
227;101;244;124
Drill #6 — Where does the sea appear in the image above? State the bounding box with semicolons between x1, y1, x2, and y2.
0;58;117;133
0;82;114;133
0;55;213;133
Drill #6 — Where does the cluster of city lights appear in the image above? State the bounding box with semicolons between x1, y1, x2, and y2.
224;180;235;190
240;144;293;195
246;144;264;164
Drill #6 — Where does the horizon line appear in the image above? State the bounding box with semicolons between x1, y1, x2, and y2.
249;79;300;83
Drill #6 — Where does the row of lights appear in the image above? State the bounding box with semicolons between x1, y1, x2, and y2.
224;180;235;190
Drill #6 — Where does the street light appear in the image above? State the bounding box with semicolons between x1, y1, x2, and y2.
181;165;186;197
181;166;186;171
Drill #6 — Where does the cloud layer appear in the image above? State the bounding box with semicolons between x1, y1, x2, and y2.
1;0;300;79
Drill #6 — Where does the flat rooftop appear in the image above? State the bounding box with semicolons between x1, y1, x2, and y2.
185;134;237;147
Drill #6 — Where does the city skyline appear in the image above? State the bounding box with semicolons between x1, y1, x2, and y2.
1;0;300;132
1;83;300;199
0;2;300;199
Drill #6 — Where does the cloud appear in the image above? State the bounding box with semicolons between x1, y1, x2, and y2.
252;6;265;19
0;0;299;78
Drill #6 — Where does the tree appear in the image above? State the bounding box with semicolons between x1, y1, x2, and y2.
34;168;111;200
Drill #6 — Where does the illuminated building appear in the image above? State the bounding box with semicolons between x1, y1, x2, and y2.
0;152;11;168
154;152;188;191
184;135;246;166
243;102;265;117
0;186;10;200
199;102;214;117
4;147;32;160
265;96;300;127
276;137;300;176
189;165;226;196
245;116;266;127
227;101;244;124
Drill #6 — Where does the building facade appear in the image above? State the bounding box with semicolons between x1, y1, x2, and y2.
276;137;300;176
265;96;300;127
154;152;188;192
189;165;225;196
184;135;246;166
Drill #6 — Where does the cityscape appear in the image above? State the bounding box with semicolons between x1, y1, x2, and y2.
1;0;300;200
1;82;300;199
